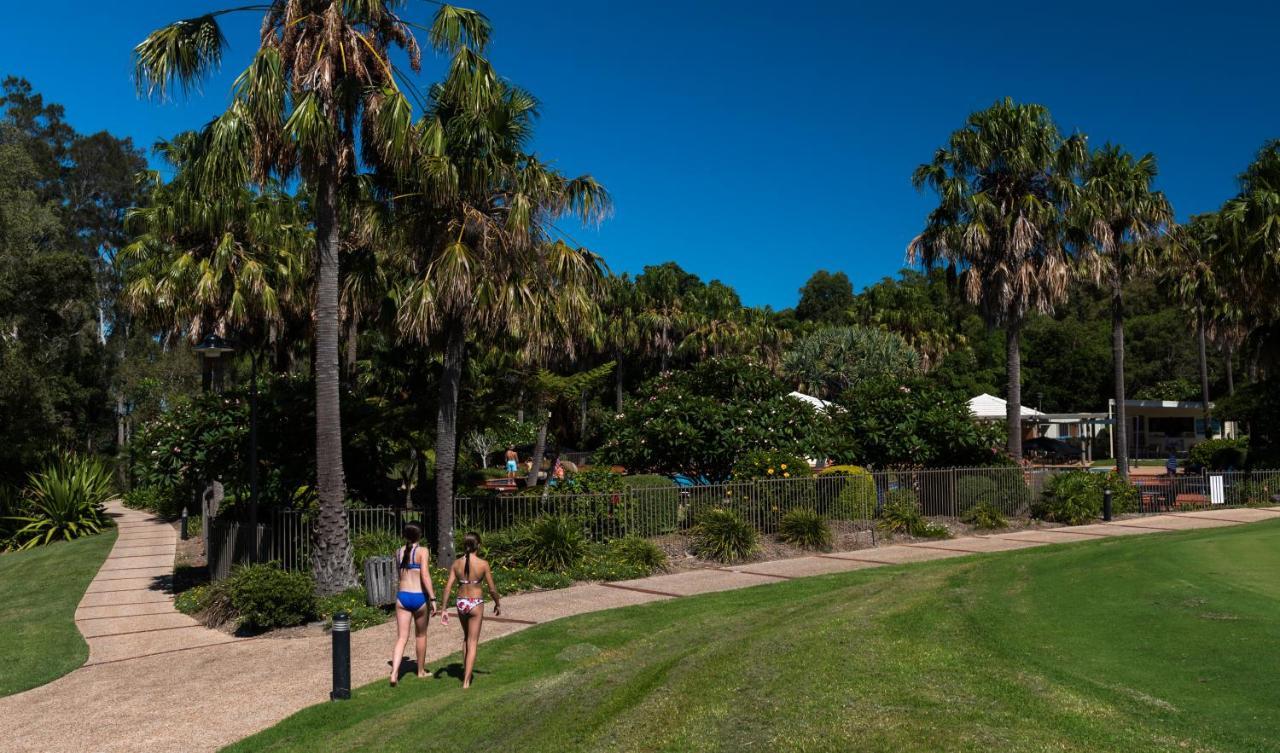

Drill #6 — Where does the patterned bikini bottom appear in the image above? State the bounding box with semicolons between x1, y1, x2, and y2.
455;597;484;616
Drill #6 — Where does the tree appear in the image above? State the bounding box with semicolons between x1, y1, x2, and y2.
600;274;643;412
829;376;1005;468
384;42;611;564
795;270;854;325
522;362;615;488
782;326;921;399
849;269;965;370
134;1;489;594
1072;144;1173;477
599;357;827;482
636;263;695;371
1171;216;1222;439
910;98;1083;460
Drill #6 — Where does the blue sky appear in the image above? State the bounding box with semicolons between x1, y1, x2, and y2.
3;1;1276;308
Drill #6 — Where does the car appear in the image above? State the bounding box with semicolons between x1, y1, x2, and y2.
1023;436;1084;464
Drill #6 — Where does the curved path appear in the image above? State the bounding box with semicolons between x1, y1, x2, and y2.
1;503;1277;753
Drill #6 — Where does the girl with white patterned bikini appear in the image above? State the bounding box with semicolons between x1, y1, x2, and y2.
439;532;502;688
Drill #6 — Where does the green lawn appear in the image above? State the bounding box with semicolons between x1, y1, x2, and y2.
0;529;117;696
228;522;1280;753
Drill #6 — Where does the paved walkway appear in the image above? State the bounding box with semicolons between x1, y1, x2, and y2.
2;505;1278;753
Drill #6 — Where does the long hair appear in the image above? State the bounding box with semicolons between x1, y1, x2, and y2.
400;524;421;570
462;531;480;579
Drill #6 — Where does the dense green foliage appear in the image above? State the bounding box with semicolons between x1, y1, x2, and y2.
600;358;826;481
1035;471;1136;524
227;563;318;631
731;449;813;481
227;521;1280;753
690;508;760;563
822;465;877;520
0;529;116;696
878;491;950;538
777;508;832;550
782;326;921;400
1187;437;1249;471
830;377;1006;468
960;501;1009;530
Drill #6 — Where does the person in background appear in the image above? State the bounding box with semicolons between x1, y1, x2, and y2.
1166;449;1179;477
505;445;519;481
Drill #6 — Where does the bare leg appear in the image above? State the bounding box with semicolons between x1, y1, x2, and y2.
413;606;430;677
390;602;412;685
462;605;484;688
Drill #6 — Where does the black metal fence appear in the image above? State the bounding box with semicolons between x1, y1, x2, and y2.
205;467;1280;580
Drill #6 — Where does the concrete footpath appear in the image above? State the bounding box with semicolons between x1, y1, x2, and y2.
1;503;1277;753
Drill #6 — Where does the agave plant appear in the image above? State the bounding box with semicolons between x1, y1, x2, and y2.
11;455;114;549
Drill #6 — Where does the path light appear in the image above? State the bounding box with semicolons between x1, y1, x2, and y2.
193;333;234;393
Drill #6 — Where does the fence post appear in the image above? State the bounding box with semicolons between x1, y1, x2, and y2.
1103;488;1113;522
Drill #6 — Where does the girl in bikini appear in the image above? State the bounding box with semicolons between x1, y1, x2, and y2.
439;532;501;688
390;524;438;686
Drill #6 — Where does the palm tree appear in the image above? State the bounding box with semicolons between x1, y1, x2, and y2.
636;265;690;372
1072;145;1173;477
386;47;610;563
1172;215;1224;439
133;1;488;594
909;98;1083;460
600;274;643;412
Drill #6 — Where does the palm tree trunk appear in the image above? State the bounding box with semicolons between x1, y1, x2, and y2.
310;168;356;596
1112;287;1129;478
1225;344;1235;396
526;415;549;488
1197;311;1212;439
433;317;465;567
1005;321;1023;461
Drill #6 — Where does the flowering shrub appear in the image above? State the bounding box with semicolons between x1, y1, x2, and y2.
821;465;877;520
598;357;830;482
732;449;813;481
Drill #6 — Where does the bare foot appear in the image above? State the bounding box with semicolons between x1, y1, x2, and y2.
390;676;398;687
417;670;429;679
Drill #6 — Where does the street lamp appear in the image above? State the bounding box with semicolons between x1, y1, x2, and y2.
194;334;234;393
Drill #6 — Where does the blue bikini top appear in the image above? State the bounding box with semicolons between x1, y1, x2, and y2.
400;544;422;570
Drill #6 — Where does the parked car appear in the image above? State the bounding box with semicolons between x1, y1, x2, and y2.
1024;436;1084;464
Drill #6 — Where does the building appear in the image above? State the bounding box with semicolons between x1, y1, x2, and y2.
967;393;1045;442
1107;399;1237;459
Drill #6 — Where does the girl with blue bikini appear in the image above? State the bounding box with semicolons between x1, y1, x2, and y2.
390;524;438;686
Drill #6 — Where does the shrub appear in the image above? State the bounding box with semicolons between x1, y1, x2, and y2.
1188;437;1248;471
351;530;402;576
691;508;760;563
226;562;317;631
778;508;832;550
878;490;950;539
122;484;183;518
317;588;388;631
1233;477;1280;507
822;465;877;520
732;449;813;481
12;454;113;550
1034;471;1136;524
175;584;211;615
622;474;676;489
956;473;1032;517
476;516;588;572
960;501;1008;530
562;466;627;495
521;516;588;571
606;536;669;573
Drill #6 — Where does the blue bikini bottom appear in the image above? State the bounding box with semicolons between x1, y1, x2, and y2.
397;591;427;611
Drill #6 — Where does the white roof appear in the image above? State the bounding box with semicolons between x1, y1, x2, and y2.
968;393;1045;420
788;391;833;414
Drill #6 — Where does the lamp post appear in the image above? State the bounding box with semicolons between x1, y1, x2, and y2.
194;334;234;393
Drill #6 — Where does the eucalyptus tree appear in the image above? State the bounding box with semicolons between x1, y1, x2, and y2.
384;45;610;563
1072;145;1173;477
133;0;489;594
910;98;1084;459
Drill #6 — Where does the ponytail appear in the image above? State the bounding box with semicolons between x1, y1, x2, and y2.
462;531;480;579
400;524;421;570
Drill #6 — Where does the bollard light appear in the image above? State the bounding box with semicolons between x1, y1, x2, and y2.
180;507;190;541
1102;489;1113;522
331;612;352;700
